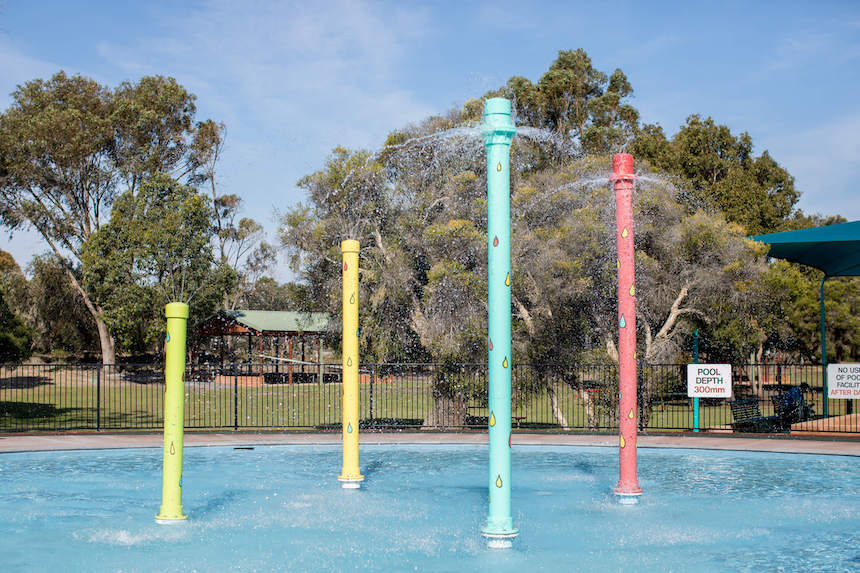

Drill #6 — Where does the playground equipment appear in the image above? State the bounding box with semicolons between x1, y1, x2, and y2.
339;239;364;489
481;98;518;546
156;302;190;523
611;153;643;502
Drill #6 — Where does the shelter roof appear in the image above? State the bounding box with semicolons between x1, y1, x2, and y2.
751;220;860;277
197;310;332;336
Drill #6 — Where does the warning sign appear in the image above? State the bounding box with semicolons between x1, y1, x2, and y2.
687;364;732;398
827;364;860;399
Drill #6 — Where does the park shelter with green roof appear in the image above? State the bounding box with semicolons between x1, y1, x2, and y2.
752;220;860;417
195;310;332;384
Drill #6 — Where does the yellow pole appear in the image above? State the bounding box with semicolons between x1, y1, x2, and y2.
156;302;189;523
339;239;363;488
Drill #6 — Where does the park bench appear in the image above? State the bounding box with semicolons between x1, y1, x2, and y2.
729;398;786;433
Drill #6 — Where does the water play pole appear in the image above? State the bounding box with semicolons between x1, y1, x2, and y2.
339;239;363;489
481;97;518;545
156;302;189;523
611;153;643;501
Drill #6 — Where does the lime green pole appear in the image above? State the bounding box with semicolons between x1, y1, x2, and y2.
156;302;189;524
339;239;364;489
481;97;518;548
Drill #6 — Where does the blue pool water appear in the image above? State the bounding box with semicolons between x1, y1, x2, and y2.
1;444;857;572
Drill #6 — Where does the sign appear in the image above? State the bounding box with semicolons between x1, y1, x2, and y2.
827;363;860;399
687;364;732;398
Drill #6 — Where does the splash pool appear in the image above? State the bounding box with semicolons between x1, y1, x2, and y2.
1;444;857;572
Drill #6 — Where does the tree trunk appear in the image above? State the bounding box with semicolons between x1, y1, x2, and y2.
95;316;116;365
577;387;598;429
60;263;116;365
423;393;468;428
546;385;569;429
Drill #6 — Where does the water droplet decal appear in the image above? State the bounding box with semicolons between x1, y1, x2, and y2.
505;273;510;286
617;259;621;270
620;434;626;449
619;314;626;328
628;408;635;419
622;228;629;238
488;338;493;351
489;412;496;427
169;441;175;455
166;332;170;343
496;162;502;172
343;261;348;271
629;285;636;296
347;422;353;434
349;293;355;305
347;357;353;367
502;357;508;369
493;236;499;247
508;433;512;448
356;328;360;338
496;475;503;488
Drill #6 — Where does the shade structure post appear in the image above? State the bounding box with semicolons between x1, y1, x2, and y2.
821;277;828;417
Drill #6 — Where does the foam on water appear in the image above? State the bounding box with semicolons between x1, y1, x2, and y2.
0;445;857;572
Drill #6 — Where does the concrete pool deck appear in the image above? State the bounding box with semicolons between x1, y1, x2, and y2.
0;431;858;456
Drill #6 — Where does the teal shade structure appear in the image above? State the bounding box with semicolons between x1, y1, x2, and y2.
481;97;518;544
752;220;860;418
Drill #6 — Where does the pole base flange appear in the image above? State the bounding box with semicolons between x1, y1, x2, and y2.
338;476;364;489
613;488;643;505
155;514;188;525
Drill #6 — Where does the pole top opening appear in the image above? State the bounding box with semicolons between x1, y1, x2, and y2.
341;239;360;253
165;302;189;319
484;98;512;116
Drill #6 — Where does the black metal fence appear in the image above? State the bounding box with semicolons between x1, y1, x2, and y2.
0;362;855;433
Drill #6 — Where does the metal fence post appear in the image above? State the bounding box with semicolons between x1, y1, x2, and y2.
369;365;375;422
96;364;102;431
233;363;239;430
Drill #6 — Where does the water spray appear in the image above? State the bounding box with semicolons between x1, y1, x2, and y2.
339;239;364;489
480;98;518;547
156;302;189;523
611;153;643;503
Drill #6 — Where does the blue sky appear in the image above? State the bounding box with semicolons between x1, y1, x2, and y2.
1;0;859;280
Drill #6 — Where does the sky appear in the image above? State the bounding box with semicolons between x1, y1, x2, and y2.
1;0;858;281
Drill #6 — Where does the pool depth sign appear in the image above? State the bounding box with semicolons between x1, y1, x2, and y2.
687;364;732;398
827;364;860;399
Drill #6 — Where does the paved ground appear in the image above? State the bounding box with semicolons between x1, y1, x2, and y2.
1;431;858;456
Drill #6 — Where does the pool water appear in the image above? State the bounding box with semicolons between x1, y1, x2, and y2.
1;444;857;572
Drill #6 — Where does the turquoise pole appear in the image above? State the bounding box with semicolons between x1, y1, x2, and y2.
820;277;828;417
693;329;699;432
481;97;518;546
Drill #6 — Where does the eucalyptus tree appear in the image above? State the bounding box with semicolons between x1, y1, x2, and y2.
0;72;221;363
81;174;229;353
631;115;798;235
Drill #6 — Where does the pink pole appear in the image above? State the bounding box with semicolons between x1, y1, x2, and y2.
611;153;642;500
